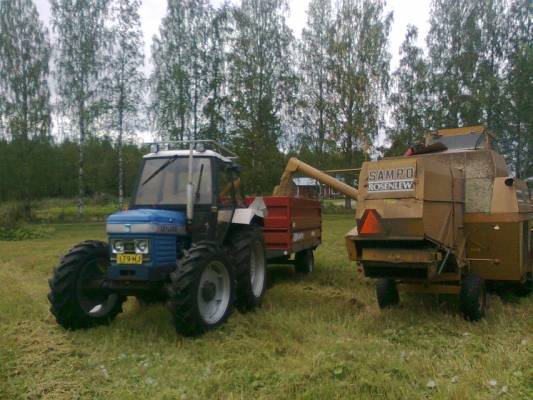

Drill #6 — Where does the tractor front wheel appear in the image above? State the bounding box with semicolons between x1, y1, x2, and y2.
376;278;400;309
167;242;235;336
48;240;125;330
459;274;487;321
228;226;267;311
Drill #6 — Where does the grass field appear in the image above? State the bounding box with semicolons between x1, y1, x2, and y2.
0;215;532;399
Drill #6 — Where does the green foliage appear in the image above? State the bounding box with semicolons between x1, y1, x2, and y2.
297;0;392;170
0;137;144;203
51;0;111;215
0;202;30;227
297;0;334;167
0;0;51;141
388;25;429;156
106;0;145;206
150;0;219;141
386;0;531;175
0;225;50;241
229;0;297;194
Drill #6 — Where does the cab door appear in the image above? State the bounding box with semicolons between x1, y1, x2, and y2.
215;161;237;242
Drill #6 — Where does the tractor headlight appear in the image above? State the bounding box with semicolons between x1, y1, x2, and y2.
134;239;150;254
112;240;125;254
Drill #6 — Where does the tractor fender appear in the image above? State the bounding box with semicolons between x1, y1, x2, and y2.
232;197;267;225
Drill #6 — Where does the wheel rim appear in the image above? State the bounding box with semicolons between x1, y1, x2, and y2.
197;260;231;324
250;241;266;297
77;257;118;318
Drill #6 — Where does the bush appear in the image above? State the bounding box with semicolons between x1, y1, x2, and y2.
0;225;51;241
0;202;31;226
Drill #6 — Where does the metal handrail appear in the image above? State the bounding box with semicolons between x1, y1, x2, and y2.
146;140;239;159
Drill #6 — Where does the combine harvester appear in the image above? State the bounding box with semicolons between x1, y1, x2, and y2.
276;125;532;320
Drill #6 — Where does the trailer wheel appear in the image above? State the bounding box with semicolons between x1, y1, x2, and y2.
167;242;235;336
295;249;314;274
376;278;399;309
227;226;267;312
48;240;125;330
460;274;487;321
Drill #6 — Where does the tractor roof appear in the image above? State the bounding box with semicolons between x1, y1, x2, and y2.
144;149;234;163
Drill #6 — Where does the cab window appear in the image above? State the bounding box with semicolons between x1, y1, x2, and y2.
217;163;234;206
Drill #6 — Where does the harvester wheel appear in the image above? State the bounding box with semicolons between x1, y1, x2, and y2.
227;226;267;312
376;278;400;309
48;240;125;330
295;249;314;274
167;242;235;336
460;274;487;321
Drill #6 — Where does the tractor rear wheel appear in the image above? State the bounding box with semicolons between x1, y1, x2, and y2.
295;249;314;274
48;240;125;330
228;226;267;311
376;278;400;309
167;242;235;336
460;274;487;321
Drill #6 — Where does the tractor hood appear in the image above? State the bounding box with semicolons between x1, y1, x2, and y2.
106;208;187;235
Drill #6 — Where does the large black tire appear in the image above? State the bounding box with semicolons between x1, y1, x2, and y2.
227;226;267;311
376;278;400;309
167;242;235;336
460;274;487;321
295;249;314;274
48;240;125;330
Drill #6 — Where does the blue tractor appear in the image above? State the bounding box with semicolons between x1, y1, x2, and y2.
48;141;268;336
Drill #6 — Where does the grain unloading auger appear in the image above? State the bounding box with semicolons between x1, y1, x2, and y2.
275;125;532;320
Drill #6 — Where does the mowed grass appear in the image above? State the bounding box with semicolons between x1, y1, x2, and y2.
0;215;532;400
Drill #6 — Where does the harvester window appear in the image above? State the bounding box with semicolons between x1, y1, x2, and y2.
429;133;487;151
134;158;212;206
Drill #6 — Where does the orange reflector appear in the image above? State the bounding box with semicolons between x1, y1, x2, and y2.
358;209;383;235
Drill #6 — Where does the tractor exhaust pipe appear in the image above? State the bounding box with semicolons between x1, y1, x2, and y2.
186;142;194;224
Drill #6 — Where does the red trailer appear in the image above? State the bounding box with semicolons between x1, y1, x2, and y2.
247;196;322;273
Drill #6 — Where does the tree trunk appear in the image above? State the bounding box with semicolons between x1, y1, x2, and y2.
77;108;85;218
344;134;353;210
118;105;124;208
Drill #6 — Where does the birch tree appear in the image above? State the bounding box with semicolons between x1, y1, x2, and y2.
388;25;429;155
51;0;109;216
298;0;333;165
228;0;297;193
0;0;51;211
107;0;145;207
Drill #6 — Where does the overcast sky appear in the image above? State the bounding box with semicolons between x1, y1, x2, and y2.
35;0;431;73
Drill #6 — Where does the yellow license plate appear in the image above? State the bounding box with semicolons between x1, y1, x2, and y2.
116;254;143;265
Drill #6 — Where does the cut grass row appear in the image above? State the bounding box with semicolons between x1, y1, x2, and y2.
0;215;532;399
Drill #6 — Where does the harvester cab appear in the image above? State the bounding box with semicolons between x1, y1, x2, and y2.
48;140;268;336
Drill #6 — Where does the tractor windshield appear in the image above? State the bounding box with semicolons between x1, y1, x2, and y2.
134;157;212;206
